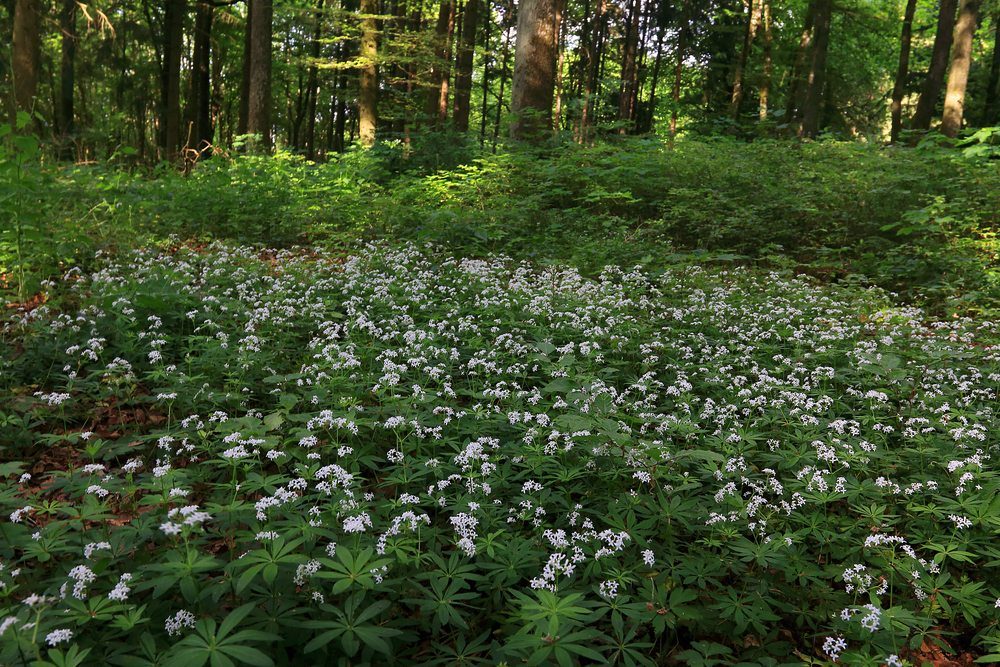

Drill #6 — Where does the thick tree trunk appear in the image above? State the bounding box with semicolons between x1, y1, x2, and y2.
510;0;558;142
941;0;980;137
889;0;917;142
12;0;41;122
160;0;186;158
247;0;274;150
912;0;958;130
453;0;480;130
617;0;641;131
358;0;378;146
58;0;77;153
191;1;215;151
799;0;831;138
758;0;771;121
985;15;1000;124
730;0;762;119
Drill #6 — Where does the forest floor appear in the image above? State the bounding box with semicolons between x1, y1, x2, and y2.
2;139;1000;665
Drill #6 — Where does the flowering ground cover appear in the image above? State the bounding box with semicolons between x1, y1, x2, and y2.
1;243;999;666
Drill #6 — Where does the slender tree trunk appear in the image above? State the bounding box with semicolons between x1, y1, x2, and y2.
191;1;215;151
247;0;274;150
553;0;566;131
642;22;665;133
12;0;41;123
912;0;958;130
453;0;481;130
618;0;641;130
510;0;558;141
58;0;77;154
239;6;253;136
426;0;456;125
160;0;186;158
889;0;917;142
985;14;1000;124
358;0;378;146
479;0;492;143
758;0;772;121
730;0;762;118
799;0;831;138
670;2;689;138
786;2;815;123
577;0;603;141
492;16;512;150
941;0;981;136
305;0;325;158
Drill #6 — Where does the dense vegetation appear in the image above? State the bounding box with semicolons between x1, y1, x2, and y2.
4;0;1000;665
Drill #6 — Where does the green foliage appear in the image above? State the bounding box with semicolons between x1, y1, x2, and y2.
2;243;1000;664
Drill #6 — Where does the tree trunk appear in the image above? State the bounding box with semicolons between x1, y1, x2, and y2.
730;0;762;119
510;0;558;141
239;6;252;137
578;0;604;142
453;0;480;130
985;14;1000;124
889;0;917;142
191;1;215;151
426;0;456;126
492;16;513;150
553;0;566;130
758;0;771;121
160;0;186;158
785;2;815;124
358;0;378;146
617;0;641;131
58;0;77;154
247;0;274;150
305;0;325;158
12;0;41;123
478;0;492;143
799;0;831;138
940;0;980;137
670;2;689;138
912;0;958;130
642;22;665;133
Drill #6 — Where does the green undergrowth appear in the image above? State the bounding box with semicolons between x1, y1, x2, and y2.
2;134;999;315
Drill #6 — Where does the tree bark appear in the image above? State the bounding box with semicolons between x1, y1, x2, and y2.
510;0;558;141
912;0;958;130
492;15;513;150
247;0;274;150
985;14;1000;124
160;0;186;158
191;1;215;151
730;0;762;119
617;0;641;130
12;0;41;123
799;0;831;138
239;5;252;137
453;0;481;130
889;0;917;142
426;0;456;126
940;0;980;137
478;0;492;143
670;1;689;138
758;0;771;121
305;0;325;158
358;0;378;146
785;2;815;124
58;0;77;153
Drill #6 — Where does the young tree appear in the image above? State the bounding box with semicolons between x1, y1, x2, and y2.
510;0;558;141
58;0;77;152
940;0;981;137
912;0;958;130
358;0;378;146
758;0;772;120
453;0;482;131
247;0;274;150
11;0;41;122
889;0;917;143
986;13;1000;124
